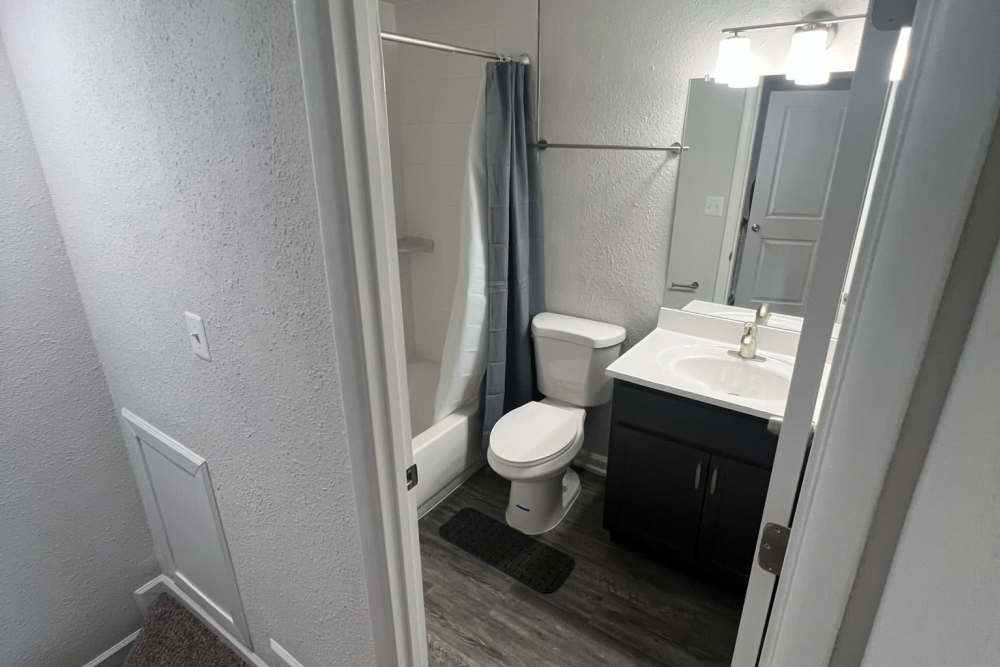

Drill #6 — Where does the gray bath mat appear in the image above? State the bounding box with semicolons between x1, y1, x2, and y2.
439;507;575;594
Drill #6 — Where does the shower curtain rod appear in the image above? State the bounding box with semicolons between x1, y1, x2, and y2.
380;31;530;64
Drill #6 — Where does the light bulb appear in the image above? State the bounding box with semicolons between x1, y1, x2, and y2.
715;35;758;88
787;26;830;86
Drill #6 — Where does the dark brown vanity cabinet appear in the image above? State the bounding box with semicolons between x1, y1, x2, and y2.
604;381;777;585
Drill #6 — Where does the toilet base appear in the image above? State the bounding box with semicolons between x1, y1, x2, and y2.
505;468;581;535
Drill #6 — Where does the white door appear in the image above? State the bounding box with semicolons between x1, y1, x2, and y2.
734;90;849;315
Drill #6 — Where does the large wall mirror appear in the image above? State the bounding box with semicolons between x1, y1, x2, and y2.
666;72;860;326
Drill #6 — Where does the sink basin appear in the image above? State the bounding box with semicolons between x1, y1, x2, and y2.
657;345;792;402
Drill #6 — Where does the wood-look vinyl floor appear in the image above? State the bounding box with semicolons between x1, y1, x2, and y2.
420;467;743;666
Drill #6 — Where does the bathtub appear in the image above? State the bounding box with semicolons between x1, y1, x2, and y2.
407;360;484;516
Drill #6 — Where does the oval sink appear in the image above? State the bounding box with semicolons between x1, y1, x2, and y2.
657;345;792;402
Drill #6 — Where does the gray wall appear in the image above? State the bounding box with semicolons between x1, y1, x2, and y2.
0;43;157;666
0;1;377;665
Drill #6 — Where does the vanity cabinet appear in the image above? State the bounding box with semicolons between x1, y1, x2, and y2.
604;381;777;586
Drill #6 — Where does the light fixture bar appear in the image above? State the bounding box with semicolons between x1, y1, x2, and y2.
722;13;866;35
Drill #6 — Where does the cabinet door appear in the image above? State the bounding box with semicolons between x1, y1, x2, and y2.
607;425;710;561
698;455;771;581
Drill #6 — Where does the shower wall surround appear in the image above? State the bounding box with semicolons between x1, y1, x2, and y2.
382;0;538;364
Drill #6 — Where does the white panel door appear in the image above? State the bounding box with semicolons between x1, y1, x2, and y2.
122;409;252;648
734;90;849;315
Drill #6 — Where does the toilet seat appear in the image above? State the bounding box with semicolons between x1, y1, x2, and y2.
489;401;584;467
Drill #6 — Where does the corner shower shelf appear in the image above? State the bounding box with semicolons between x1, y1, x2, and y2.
397;236;435;255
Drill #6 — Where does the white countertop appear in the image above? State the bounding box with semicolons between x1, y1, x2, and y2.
606;308;830;422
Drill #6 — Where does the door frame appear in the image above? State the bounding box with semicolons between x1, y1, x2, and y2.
294;0;426;665
294;0;999;666
758;1;1000;665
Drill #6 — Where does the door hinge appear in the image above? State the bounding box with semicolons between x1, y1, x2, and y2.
758;522;790;574
405;464;418;490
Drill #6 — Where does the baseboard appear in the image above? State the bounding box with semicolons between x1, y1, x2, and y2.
133;575;269;667
81;629;142;667
417;460;485;518
269;638;307;667
573;450;608;477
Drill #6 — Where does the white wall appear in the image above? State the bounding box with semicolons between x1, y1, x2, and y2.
859;234;1000;665
539;0;866;345
383;0;538;365
0;2;377;665
0;42;157;666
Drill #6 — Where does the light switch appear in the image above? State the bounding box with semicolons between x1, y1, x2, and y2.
184;311;211;361
704;195;725;217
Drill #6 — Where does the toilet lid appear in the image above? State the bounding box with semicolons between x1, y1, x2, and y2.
489;401;583;466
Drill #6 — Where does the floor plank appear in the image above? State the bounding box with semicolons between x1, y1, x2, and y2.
420;467;743;666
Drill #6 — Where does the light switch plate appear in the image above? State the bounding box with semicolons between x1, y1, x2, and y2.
184;311;211;361
704;195;725;217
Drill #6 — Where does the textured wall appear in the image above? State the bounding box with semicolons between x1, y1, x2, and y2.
861;243;1000;666
0;43;157;666
0;2;376;665
539;0;867;345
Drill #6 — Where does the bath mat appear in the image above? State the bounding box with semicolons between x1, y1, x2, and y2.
439;507;575;594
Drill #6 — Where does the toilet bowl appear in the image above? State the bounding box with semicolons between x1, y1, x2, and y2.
487;399;585;535
487;312;625;534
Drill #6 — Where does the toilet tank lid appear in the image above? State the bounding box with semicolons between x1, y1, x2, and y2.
531;312;626;348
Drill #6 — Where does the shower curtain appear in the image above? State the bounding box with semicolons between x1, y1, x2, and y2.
480;61;543;442
431;61;541;444
433;78;489;423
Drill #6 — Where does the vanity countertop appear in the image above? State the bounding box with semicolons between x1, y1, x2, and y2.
606;307;830;421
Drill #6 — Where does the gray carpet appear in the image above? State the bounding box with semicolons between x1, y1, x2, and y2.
124;594;247;667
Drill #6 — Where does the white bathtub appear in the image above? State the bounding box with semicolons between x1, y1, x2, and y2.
407;360;484;516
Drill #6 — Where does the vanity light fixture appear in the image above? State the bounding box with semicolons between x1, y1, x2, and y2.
720;12;866;87
714;33;759;88
786;24;831;85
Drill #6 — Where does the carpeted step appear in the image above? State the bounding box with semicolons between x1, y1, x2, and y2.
125;594;247;666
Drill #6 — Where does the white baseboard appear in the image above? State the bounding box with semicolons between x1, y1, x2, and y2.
133;575;269;667
81;629;142;667
573;450;608;477
269;638;307;667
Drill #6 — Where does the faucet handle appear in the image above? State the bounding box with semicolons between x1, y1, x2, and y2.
755;302;770;324
741;321;755;338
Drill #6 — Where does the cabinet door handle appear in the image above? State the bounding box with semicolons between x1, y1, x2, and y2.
709;467;718;495
694;462;702;490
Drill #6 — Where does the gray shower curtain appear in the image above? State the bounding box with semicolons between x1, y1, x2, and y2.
481;60;543;444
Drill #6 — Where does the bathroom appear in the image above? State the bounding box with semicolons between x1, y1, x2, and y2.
4;0;999;664
378;0;899;663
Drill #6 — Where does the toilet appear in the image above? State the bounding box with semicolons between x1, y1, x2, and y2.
488;312;626;535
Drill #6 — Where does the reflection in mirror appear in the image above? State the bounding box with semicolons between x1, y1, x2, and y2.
666;73;862;324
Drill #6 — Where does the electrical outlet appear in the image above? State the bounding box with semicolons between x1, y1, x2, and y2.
704;195;725;217
184;311;211;361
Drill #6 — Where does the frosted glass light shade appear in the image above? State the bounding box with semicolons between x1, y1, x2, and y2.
787;26;830;85
715;35;758;88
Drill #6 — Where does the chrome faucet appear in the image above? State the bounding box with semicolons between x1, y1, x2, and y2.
737;303;770;360
738;321;758;359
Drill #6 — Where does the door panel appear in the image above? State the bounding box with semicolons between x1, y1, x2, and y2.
699;456;771;581
608;425;709;561
735;90;849;314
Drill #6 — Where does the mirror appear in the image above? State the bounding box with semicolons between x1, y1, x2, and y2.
665;73;861;330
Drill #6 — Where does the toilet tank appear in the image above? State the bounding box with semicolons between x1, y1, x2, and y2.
531;312;627;407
